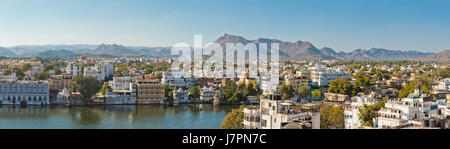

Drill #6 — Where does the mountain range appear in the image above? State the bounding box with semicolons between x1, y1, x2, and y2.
0;34;444;61
417;50;450;62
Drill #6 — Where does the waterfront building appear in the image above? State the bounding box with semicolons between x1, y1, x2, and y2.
111;76;133;91
136;79;165;104
48;75;74;91
310;65;349;86
161;70;195;89
200;87;215;102
0;73;50;105
173;88;189;104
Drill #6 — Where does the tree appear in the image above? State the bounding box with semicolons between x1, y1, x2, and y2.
100;85;112;96
220;106;244;129
145;68;153;74
297;86;310;99
329;77;356;96
34;72;51;80
320;104;344;129
222;80;238;101
3;67;25;80
435;68;450;79
21;63;32;72
243;82;257;96
189;86;201;99
116;64;129;76
71;75;102;104
359;99;386;126
164;85;174;102
280;83;294;99
355;71;371;93
311;88;322;97
155;72;163;80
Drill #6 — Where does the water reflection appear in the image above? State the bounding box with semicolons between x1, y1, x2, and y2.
0;104;235;129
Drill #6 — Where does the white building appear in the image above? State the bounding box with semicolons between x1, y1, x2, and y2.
103;76;136;104
310;65;349;86
161;71;193;88
111;77;133;91
66;61;82;76
243;106;261;129
55;87;71;105
173;88;189;104
84;61;114;81
260;94;320;129
0;73;50;105
376;88;438;128
200;87;215;102
344;92;377;129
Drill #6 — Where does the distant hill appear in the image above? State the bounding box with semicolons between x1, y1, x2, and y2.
214;34;434;60
0;47;17;57
34;49;81;58
417;50;450;62
2;34;438;60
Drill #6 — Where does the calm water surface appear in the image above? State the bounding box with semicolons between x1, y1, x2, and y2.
0;104;237;129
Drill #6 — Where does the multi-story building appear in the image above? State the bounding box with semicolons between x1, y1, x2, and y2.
161;70;194;88
243;106;261;129
310;65;349;86
344;92;377;129
375;88;438;128
260;94;320;129
0;73;50;105
173;88;189;104
66;61;82;76
48;75;74;91
200;87;215;102
83;61;114;81
285;75;310;89
136;79;165;104
102;76;137;105
110;76;133;91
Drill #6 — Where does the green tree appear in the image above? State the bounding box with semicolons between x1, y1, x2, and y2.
222;80;238;101
311;88;322;97
297;86;310;99
21;63;32;72
329;77;356;96
189;86;201;99
71;75;102;104
164;85;174;102
280;83;294;99
155;72;163;80
243;82;258;96
100;85;112;96
34;72;51;80
355;71;371;93
359;99;386;126
320;104;344;129
220;106;244;129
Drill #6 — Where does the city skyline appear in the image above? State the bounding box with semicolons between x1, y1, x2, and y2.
0;0;450;52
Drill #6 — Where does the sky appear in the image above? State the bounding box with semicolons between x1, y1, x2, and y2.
0;0;449;52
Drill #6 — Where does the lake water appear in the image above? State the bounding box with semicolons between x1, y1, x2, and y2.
0;104;237;129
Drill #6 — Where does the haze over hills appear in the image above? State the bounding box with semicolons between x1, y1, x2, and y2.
0;34;442;60
214;34;435;60
417;50;450;62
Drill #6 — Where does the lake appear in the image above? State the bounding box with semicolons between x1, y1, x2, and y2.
0;104;237;129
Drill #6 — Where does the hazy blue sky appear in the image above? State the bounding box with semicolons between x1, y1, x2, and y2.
0;0;449;52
